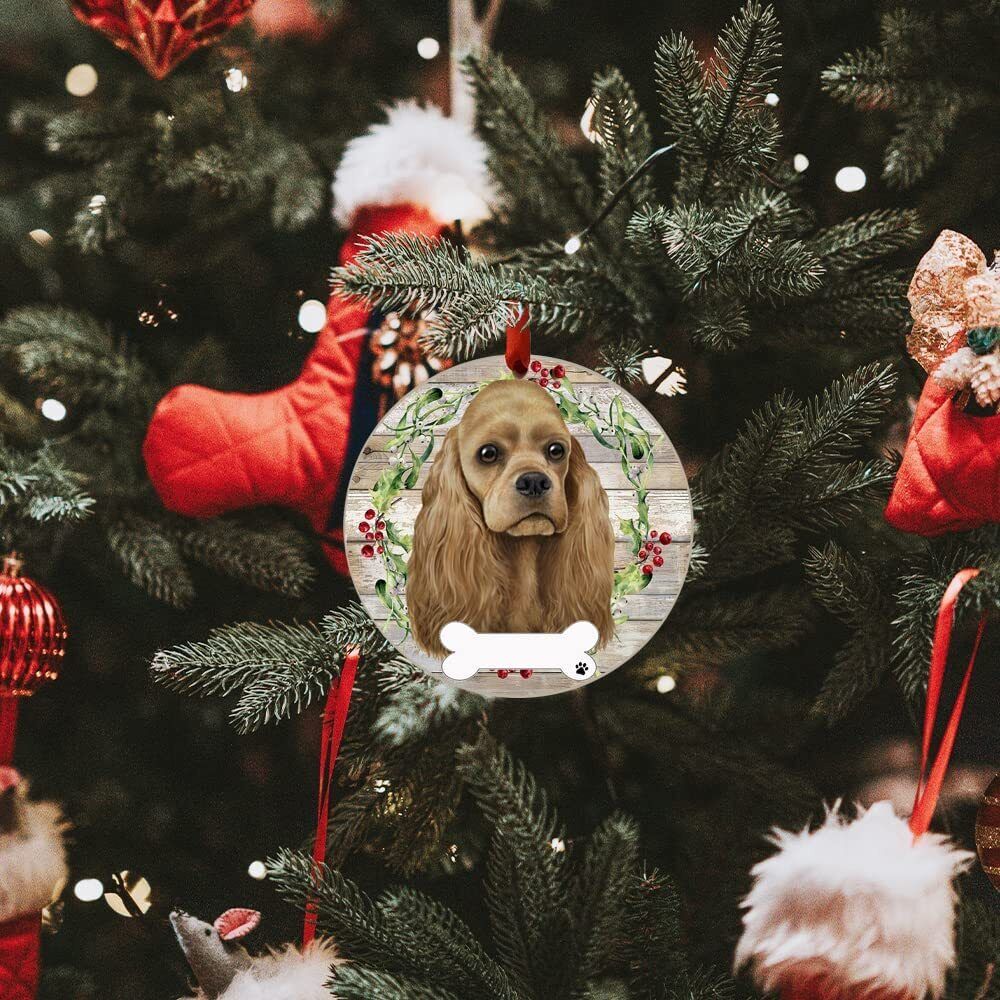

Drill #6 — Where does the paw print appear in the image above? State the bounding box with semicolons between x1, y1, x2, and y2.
574;661;588;676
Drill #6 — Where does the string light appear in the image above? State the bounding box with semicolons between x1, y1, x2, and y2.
550;837;566;853
564;235;582;255
73;878;104;902
793;153;809;172
579;97;602;144
105;871;152;916
656;674;677;694
247;860;267;880
224;67;249;92
641;356;688;397
65;63;98;97
298;299;326;333
40;399;67;422
417;37;440;60
835;166;867;192
88;194;107;215
28;229;52;247
764;91;779;106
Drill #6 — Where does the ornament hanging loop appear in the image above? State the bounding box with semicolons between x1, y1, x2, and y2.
909;568;988;839
505;308;531;377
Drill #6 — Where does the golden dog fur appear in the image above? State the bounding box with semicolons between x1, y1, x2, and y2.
407;379;616;657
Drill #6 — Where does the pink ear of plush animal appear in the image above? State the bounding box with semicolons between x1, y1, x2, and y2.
214;908;261;941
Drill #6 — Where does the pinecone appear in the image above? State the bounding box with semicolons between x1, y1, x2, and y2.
369;311;451;416
970;350;1000;408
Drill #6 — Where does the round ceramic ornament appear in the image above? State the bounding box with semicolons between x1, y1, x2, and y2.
345;355;692;697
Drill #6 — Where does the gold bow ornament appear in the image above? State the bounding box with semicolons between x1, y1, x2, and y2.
908;229;1000;409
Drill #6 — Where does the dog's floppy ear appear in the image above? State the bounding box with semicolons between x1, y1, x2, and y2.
544;438;616;647
407;428;509;657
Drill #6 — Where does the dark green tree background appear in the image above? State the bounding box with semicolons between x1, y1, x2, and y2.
1;1;998;998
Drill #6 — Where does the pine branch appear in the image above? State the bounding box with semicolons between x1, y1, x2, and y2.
107;513;195;609
170;514;316;598
575;814;641;982
330;967;462;1000
456;733;572;999
464;49;597;235
0;443;94;526
151;619;334;703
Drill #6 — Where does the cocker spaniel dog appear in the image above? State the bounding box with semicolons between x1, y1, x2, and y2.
407;379;616;657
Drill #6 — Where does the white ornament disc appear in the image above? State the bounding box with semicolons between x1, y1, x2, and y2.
345;356;692;697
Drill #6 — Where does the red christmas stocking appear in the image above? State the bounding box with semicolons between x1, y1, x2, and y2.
143;103;496;573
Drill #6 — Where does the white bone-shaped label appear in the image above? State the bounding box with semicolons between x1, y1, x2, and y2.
439;621;599;681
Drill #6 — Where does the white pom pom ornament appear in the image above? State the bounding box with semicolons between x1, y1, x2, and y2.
736;801;972;1000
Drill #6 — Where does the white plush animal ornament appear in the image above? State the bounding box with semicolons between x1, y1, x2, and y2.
172;907;337;1000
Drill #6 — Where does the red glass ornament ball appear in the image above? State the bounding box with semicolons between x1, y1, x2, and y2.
0;555;67;697
69;0;258;80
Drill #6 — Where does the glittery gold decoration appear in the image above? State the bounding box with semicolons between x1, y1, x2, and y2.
907;229;1000;372
369;312;451;417
976;774;1000;891
970;351;1000;408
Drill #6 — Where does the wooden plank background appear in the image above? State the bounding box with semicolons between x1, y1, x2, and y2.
345;356;693;698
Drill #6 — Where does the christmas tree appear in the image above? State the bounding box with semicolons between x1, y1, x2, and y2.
0;1;997;998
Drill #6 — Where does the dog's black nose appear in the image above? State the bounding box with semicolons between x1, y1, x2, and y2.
515;472;551;497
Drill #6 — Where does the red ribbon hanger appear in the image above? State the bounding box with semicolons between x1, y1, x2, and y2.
302;647;360;947
0;697;17;767
909;568;988;839
505;311;531;377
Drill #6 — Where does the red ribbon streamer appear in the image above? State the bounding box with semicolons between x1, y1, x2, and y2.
505;310;531;377
302;648;360;947
909;568;987;839
0;697;18;767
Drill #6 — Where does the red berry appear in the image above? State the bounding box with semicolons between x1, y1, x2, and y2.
365;508;376;520
497;669;510;679
653;545;662;555
539;377;549;387
361;544;374;558
540;368;549;378
653;555;664;567
375;531;384;540
660;531;672;544
377;545;384;554
520;669;533;678
648;529;658;540
359;521;370;533
641;564;653;575
376;520;386;530
552;365;565;378
638;548;648;560
552;380;561;389
530;360;542;372
366;532;375;541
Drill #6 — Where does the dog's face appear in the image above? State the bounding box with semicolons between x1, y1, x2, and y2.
455;380;571;536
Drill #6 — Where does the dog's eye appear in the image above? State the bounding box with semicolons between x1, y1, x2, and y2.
547;442;566;461
478;444;500;464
